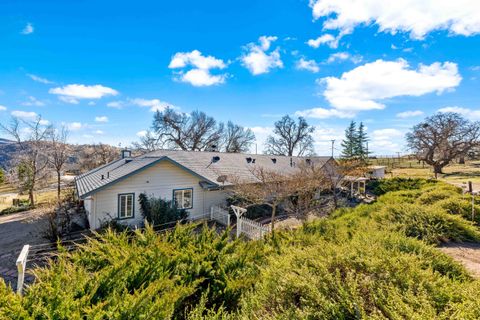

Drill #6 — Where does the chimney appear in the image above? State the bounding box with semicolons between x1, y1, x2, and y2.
121;149;131;159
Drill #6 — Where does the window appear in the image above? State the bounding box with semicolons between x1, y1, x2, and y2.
173;188;193;209
118;193;134;219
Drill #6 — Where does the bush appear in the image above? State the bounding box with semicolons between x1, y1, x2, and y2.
436;197;480;225
139;193;188;228
0;205;32;215
368;177;436;195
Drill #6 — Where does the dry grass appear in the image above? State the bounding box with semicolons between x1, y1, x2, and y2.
0;187;73;211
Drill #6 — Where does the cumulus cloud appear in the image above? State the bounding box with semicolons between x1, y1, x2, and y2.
0;105;7;111
309;0;480;39
67;122;83;131
136;130;148;137
369;128;404;153
249;126;274;153
22;96;46;107
295;107;354;119
307;34;338;48
438;106;480;119
21;23;34;35
241;36;283;75
296;58;320;73
396;110;424;118
326;52;362;64
168;50;227;86
49;84;118;104
11;110;37;120
95;116;109;123
107;101;124;109
321;59;461;111
27;74;54;84
130;98;174;112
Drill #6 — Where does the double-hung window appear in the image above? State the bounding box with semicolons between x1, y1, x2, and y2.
118;193;134;219
173;188;193;209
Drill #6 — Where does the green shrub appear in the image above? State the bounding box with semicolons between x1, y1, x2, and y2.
139;193;188;228
416;189;457;205
0;205;32;215
0;279;27;319
436;197;480;225
368;177;436;195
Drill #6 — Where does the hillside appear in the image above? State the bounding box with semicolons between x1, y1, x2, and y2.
1;179;479;319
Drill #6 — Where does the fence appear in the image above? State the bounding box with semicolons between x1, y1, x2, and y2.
210;206;230;227
238;216;270;240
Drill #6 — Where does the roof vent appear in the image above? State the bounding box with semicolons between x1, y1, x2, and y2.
246;157;252;163
101;174;104;180
305;158;311;165
107;172;110;179
212;156;220;163
252;158;256;163
271;158;277;164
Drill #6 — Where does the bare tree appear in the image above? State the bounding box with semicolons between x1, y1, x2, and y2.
223;121;255;153
152;108;224;151
406;112;480;177
78;143;118;172
48;125;69;203
264;115;315;156
132;130;162;153
0;117;52;206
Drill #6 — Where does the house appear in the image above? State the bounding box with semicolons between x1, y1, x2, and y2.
75;149;335;230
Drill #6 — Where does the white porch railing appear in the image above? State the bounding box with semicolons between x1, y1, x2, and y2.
238;216;270;240
210;206;231;227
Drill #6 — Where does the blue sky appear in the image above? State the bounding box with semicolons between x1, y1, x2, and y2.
1;0;480;155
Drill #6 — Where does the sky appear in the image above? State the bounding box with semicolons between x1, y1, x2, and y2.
1;0;480;156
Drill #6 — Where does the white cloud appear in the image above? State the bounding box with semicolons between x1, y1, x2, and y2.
130;98;174;112
136;130;148;137
67;122;83;131
94;116;109;123
21;23;34;35
369;128;404;153
107;101;124;109
0;105;7;111
88;101;96;106
11;110;37;120
307;34;338;49
295;107;354;119
296;58;320;73
321;59;461;111
241;36;283;75
326;52;362;64
396;110;424;118
39;119;50;126
372;128;403;139
27;74;54;84
94;130;104;135
249;126;274;154
309;0;480;39
22;96;46;107
82;134;94;139
49;84;118;103
168;50;227;86
438;106;480;119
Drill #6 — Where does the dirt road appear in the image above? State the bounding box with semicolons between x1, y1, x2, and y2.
0;209;48;287
439;243;480;278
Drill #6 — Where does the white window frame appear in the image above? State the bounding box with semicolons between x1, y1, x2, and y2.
118;193;134;219
173;188;193;209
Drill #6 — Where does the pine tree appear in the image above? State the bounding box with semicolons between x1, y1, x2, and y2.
355;122;369;159
341;121;357;158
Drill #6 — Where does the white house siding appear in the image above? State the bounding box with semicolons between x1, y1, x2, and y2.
83;197;94;228
88;160;228;229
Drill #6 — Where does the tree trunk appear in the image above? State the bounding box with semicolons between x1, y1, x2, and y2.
29;189;35;207
433;164;444;179
57;171;61;204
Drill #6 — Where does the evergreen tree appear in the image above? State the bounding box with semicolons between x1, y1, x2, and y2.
341;121;357;158
0;168;4;185
355;122;369;159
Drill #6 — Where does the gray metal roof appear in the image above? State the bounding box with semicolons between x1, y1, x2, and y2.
75;149;333;198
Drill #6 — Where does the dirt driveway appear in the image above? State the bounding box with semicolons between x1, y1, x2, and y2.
439;243;480;278
0;209;48;287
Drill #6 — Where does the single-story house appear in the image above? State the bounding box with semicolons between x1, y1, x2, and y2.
75;149;335;230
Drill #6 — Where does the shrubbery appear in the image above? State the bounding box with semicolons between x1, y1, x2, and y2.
138;193;188;228
368;177;436;195
1;179;480;319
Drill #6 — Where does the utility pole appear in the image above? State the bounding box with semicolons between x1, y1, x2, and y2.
331;140;335;158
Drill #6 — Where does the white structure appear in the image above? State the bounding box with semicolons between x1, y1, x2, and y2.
368;166;386;179
75;149;335;230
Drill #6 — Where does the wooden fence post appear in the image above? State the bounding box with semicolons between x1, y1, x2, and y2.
16;244;30;295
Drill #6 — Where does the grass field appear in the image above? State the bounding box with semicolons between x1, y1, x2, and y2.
0;186;73;211
370;158;480;185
